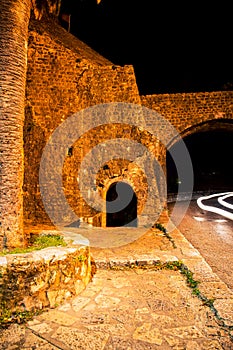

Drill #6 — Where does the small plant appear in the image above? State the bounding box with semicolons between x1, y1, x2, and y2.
0;308;43;328
72;254;87;263
155;223;167;233
0;234;67;256
109;260;233;339
154;223;177;248
164;261;200;293
77;254;86;262
161;261;233;336
32;234;67;249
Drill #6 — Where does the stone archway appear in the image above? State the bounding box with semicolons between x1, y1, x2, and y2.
106;181;137;227
166;119;233;194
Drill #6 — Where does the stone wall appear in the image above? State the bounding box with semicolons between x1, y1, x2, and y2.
141;91;233;147
24;18;142;227
24;17;233;230
60;122;165;228
0;243;92;316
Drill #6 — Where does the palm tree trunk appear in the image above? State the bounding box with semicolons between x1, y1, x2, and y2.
0;0;31;248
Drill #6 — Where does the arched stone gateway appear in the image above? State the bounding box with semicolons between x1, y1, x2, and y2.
106;182;137;227
166;119;233;195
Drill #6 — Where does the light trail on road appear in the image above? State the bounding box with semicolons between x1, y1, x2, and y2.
218;193;233;210
197;192;233;221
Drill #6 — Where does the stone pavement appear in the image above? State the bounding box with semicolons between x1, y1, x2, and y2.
1;222;233;349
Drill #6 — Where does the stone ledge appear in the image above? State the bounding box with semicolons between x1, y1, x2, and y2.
0;243;93;316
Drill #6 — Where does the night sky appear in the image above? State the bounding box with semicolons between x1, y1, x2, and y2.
60;0;233;95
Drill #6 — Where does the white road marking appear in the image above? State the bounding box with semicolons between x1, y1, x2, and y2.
197;192;233;221
193;216;206;222
218;193;233;210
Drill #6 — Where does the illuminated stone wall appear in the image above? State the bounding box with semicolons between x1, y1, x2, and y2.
24;18;153;228
24;17;233;229
141;91;233;147
0;244;92;314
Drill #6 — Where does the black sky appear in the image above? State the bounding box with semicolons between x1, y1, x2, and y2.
60;0;233;95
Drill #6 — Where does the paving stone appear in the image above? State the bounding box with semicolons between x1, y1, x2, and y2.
110;307;137;326
163;325;204;339
199;281;233;299
71;296;91;312
213;299;233;326
94;294;121;308
2;225;233;349
28;322;53;334
199;340;224;349
79;311;110;324
52;326;109;349
146;298;175;312
133;323;163;345
0;324;26;350
185;340;201;349
40;310;78;326
82;302;97;311
111;276;133;288
86;323;129;337
80;289;98;297
150;313;178;328
58;302;72;312
23;330;58;350
102;337;134;350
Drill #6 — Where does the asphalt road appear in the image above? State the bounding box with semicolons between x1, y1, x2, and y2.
168;195;233;291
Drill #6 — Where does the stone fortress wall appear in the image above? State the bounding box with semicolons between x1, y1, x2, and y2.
24;17;233;229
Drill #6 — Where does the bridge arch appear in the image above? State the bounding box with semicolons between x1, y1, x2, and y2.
167;118;233;149
166;118;233;194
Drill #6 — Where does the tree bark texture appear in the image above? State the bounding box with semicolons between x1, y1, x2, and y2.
0;0;30;248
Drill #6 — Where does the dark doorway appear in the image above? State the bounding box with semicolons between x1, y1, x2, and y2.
106;182;137;227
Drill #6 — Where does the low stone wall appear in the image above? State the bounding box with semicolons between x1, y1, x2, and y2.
0;244;93;318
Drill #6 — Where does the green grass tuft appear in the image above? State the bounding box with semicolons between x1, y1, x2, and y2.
0;234;67;256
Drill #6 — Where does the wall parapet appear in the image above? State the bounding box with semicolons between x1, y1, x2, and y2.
0;242;93;322
140;90;233;138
